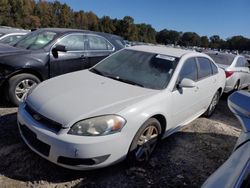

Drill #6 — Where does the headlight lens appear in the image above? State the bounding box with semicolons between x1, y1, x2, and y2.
68;115;126;136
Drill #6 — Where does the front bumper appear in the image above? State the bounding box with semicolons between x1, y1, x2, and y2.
17;103;131;170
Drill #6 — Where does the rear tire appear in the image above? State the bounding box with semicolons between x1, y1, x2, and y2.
8;73;40;106
127;118;162;166
204;91;220;117
234;80;240;91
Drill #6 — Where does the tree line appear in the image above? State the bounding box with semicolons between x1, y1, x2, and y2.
0;0;249;51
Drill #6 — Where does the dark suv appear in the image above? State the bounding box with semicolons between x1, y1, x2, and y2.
0;28;124;105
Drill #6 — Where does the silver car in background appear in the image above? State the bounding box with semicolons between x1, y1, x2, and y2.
202;90;250;188
0;27;29;45
206;52;250;93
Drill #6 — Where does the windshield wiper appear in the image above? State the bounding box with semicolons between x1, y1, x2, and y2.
90;69;144;87
107;75;145;88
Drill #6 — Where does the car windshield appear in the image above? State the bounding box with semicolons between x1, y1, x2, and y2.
14;30;57;50
206;53;235;65
90;49;179;90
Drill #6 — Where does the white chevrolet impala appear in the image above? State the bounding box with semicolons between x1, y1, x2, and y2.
18;46;226;170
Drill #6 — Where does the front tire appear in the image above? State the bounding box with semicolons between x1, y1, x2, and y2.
127;118;162;165
204;91;220;117
8;73;40;106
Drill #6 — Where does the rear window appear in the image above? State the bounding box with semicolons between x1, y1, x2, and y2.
235;57;248;67
86;35;114;51
206;53;235;65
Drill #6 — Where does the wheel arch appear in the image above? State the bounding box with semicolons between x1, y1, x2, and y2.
217;87;223;96
7;69;44;82
151;114;167;137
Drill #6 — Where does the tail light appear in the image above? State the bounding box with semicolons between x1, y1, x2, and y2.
225;71;234;78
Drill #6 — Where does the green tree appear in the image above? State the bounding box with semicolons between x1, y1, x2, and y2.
156;29;168;44
200;36;209;48
209;35;223;49
180;32;201;46
99;16;115;33
86;11;99;31
227;36;250;51
74;11;88;30
0;0;11;25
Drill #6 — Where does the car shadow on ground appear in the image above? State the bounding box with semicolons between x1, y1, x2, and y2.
0;111;238;187
209;93;241;130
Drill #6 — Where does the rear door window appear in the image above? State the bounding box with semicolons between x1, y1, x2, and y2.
197;57;212;79
86;35;114;51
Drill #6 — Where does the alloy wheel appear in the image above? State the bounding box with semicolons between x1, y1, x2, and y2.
135;125;159;162
15;79;37;101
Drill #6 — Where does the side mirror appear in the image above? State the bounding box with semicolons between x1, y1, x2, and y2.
52;45;67;53
178;78;196;88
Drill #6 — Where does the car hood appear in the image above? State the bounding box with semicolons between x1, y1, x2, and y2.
27;70;158;127
0;43;29;56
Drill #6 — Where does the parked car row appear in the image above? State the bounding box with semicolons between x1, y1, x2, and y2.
0;28;249;186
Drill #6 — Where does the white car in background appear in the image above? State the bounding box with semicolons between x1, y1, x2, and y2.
206;52;250;93
0;28;29;45
18;46;225;170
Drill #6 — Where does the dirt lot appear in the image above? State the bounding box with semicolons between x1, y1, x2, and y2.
0;94;243;188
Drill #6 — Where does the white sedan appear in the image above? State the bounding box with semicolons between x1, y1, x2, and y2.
18;46;226;170
206;52;250;93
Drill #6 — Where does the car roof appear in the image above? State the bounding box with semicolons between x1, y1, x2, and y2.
205;51;237;59
204;51;246;65
127;45;197;58
0;28;29;34
39;28;122;38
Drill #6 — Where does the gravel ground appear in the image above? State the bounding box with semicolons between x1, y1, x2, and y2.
0;94;243;188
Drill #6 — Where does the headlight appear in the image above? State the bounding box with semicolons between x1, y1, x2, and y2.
68;115;126;136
